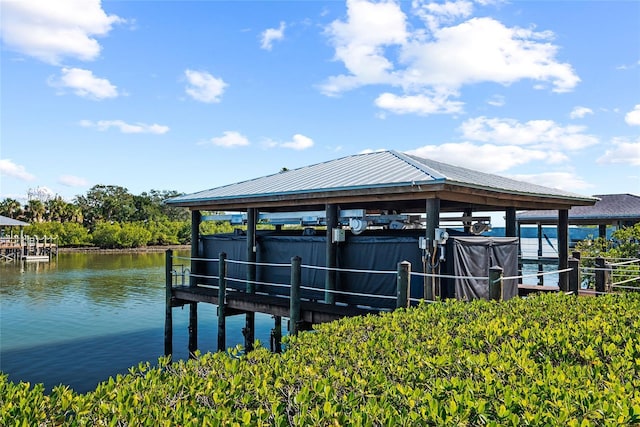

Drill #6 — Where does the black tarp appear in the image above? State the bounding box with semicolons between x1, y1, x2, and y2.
451;236;519;301
199;231;519;309
200;231;426;309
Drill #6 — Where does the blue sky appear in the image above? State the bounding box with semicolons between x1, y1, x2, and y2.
1;0;639;209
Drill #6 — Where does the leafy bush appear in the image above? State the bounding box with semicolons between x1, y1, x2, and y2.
59;222;92;247
575;223;640;289
91;221;151;249
2;293;639;425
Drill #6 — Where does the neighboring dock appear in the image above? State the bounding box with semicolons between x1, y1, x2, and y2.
0;235;58;262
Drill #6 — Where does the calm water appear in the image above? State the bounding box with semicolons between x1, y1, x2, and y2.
0;237;567;393
0;251;276;393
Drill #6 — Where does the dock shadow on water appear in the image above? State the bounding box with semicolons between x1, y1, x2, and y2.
0;251;274;394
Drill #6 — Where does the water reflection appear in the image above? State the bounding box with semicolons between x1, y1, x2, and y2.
0;251;275;392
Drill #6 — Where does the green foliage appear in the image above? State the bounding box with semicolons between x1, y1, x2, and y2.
2;293;640;425
146;220;190;245
575;223;640;288
0;186;191;248
200;220;235;236
91;221;152;249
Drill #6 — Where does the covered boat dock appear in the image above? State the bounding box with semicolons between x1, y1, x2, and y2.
164;150;597;354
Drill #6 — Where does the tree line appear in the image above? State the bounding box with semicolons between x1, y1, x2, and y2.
0;185;232;248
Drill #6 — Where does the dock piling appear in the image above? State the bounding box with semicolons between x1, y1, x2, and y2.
217;252;227;352
164;249;173;357
396;261;410;308
489;266;503;301
290;256;301;336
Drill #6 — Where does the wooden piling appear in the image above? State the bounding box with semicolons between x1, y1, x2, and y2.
568;257;580;295
188;210;200;358
396;260;410;308
325;204;338;304
595;257;606;296
558;209;569;292
489;266;503;301
271;316;282;353
290;256;301;336
245;208;257;351
217;252;227;352
425;198;440;301
164;249;173;357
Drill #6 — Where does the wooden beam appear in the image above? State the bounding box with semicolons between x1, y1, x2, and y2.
558;210;569;292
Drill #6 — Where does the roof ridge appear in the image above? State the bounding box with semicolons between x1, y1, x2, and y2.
389;150;447;181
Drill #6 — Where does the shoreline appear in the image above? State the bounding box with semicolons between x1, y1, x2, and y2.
57;245;190;254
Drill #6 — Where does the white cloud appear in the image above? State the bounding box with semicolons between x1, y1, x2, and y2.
263;134;315;150
400;17;579;92
625;104;640;126
184;69;227;103
260;21;286;50
0;0;123;64
597;137;640;166
486;94;505;107
280;134;314;150
413;0;474;32
321;0;408;95
321;1;579;115
58;175;88;187
207;131;250;148
569;106;593;119
507;172;592;191
374;91;463;115
80;119;169;134
360;148;387;154
407;142;551;173
460;116;599;151
49;67;119;99
0;159;36;181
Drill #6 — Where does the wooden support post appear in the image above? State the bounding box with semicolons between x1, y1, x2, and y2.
599;224;607;239
396;261;410;309
190;210;201;287
325;204;338;304
425;198;440;301
271;316;282;353
568;257;580;295
188;210;201;358
164;249;173;357
558;209;569;292
188;304;198;358
537;223;544;286
244;208;257;352
595;257;606;296
217;252;227;352
505;207;517;237
489;266;503;301
463;208;472;234
290;256;301;336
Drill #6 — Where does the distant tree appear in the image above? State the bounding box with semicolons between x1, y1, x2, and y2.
23;199;45;223
0;198;23;219
75;185;136;229
44;196;69;222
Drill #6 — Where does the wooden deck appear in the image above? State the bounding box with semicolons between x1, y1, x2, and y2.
172;285;381;324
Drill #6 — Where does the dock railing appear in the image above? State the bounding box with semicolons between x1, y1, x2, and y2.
164;250;639;356
0;234;58;262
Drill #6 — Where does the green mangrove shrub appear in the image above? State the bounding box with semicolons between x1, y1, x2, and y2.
2;293;639;426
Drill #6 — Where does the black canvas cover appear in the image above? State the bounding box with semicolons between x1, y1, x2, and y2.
200;231;426;309
199;231;519;308
451;236;519;301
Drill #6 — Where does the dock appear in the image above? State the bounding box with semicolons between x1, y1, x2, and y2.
0;235;58;262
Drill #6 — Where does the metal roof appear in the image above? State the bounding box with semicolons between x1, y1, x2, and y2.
166;150;596;211
517;194;640;224
0;215;29;226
